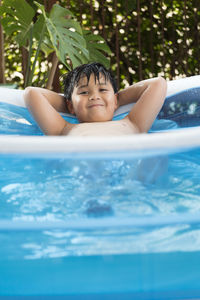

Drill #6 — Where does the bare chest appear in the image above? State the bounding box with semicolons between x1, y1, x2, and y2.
62;118;139;136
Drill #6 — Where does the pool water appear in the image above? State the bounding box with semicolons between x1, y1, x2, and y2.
0;103;200;261
1;101;200;298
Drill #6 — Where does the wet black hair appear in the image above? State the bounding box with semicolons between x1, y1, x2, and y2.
63;62;117;101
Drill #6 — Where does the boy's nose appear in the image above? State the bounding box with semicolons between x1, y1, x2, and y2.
89;93;100;100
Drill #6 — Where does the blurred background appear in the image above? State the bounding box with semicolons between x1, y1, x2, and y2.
0;0;199;92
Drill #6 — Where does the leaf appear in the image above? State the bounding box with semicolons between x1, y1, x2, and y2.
36;3;89;69
89;48;111;69
0;0;35;47
83;30;111;68
32;14;54;56
49;4;75;23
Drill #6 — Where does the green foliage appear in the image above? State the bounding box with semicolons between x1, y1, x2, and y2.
0;0;111;87
32;14;53;57
83;30;112;69
1;0;200;90
0;0;35;46
36;3;89;68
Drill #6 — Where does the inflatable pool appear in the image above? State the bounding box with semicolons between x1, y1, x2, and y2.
0;76;200;299
0;75;200;156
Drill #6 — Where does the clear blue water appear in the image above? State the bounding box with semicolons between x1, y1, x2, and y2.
1;102;200;262
1;96;200;298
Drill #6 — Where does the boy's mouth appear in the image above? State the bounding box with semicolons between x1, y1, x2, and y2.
88;104;104;108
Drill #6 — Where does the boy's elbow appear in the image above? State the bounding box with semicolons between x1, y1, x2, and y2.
154;77;167;99
155;76;167;85
156;76;167;90
24;87;37;105
24;87;35;96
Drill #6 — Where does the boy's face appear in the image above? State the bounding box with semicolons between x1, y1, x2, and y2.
67;73;118;122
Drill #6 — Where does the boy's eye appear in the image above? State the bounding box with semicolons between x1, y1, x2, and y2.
79;91;88;95
100;88;108;92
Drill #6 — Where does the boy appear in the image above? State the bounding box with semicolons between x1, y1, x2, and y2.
24;62;167;136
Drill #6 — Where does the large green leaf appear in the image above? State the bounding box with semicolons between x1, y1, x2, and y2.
0;0;35;47
35;3;89;69
83;30;111;68
33;14;54;57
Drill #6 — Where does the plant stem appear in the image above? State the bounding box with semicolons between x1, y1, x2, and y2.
27;23;46;86
46;52;58;90
0;0;5;84
24;24;33;87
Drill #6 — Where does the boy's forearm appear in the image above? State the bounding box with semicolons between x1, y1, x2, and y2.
117;77;165;107
24;87;67;113
24;87;67;135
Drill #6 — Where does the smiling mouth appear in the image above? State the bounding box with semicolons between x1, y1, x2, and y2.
88;104;104;108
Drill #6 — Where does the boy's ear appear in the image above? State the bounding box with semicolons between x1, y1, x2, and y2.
66;100;75;114
114;93;119;110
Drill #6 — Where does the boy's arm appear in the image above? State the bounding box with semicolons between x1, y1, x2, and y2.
117;77;167;132
24;87;68;135
24;87;68;112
